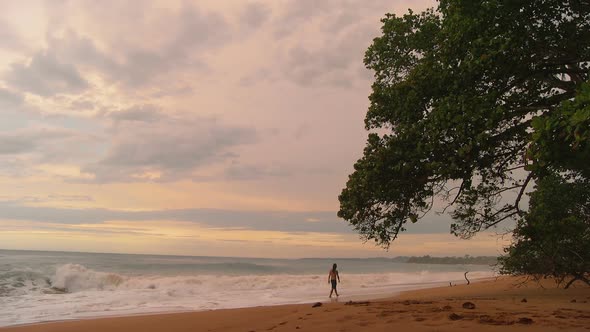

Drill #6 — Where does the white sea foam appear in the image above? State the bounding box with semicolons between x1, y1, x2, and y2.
52;264;125;292
0;263;495;327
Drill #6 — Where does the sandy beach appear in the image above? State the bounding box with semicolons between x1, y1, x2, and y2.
2;276;588;332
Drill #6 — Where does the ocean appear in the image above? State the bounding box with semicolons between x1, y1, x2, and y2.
0;249;496;327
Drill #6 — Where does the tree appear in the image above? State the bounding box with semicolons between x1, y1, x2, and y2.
338;0;590;246
498;80;590;287
499;176;590;288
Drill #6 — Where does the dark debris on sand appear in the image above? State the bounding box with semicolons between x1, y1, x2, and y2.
449;313;463;320
462;301;476;309
401;300;433;305
344;301;370;306
517;317;534;324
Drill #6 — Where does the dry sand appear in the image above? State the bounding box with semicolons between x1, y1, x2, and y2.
2;276;589;332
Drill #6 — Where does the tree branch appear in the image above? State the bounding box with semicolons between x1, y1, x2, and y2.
442;180;466;214
515;173;533;215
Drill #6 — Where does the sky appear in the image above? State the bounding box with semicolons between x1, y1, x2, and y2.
0;0;511;258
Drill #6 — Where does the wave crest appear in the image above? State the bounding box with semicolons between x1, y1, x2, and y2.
52;264;126;292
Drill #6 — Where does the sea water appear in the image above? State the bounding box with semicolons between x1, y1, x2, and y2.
0;249;495;327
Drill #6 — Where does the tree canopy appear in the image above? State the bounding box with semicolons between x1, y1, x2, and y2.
338;0;590;246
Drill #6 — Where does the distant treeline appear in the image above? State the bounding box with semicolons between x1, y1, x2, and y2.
405;255;498;265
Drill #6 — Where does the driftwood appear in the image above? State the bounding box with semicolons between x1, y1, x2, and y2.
464;271;470;285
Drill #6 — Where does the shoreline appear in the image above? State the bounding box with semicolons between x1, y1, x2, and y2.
0;276;494;330
0;277;494;329
2;276;589;331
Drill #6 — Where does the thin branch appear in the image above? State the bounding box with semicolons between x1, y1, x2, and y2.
489;205;515;219
495;184;524;195
506;164;526;172
484;211;520;230
418;194;435;219
441;180;465;214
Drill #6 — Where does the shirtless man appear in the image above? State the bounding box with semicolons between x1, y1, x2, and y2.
328;263;340;298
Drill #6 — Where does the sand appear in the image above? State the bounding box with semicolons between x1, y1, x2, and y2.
2;276;589;332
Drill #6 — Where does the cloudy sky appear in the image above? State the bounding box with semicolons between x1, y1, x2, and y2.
0;0;510;258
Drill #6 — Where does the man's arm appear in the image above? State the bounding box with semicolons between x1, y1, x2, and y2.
337;271;340;282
